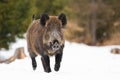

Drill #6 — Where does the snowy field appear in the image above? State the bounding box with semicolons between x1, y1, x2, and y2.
0;38;120;80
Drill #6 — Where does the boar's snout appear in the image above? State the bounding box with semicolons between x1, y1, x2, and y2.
50;39;60;51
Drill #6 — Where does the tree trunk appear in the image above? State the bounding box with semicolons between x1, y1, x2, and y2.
91;13;97;45
89;0;97;45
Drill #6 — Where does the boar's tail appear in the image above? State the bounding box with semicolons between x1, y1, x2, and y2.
32;14;35;22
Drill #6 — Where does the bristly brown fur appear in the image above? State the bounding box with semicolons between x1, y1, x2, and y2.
26;14;67;72
27;19;42;57
26;16;64;57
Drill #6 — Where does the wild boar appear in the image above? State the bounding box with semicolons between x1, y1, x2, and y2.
26;13;67;73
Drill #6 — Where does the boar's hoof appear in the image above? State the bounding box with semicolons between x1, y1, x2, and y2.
32;62;37;70
45;67;51;73
33;67;36;70
54;64;60;71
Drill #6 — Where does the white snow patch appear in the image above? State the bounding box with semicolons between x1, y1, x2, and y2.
0;38;120;80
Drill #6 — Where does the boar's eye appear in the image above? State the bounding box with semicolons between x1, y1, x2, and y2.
45;34;50;40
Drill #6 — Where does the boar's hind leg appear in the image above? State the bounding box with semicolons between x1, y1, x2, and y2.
31;57;37;70
54;53;63;71
41;55;51;73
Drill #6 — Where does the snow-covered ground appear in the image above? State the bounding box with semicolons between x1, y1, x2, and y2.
0;38;120;80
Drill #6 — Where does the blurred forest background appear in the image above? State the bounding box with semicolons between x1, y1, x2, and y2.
0;0;120;50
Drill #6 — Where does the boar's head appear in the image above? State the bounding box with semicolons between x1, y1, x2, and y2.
40;13;67;55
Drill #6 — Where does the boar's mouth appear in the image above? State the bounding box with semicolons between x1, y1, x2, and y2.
44;39;61;55
50;39;60;51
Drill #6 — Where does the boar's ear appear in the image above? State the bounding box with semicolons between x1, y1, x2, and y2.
58;13;67;26
40;13;49;26
32;14;35;21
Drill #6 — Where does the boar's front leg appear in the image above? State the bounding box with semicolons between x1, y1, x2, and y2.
31;57;37;70
54;52;63;71
41;55;51;73
28;49;37;70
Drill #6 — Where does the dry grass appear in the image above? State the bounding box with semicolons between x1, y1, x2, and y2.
64;21;120;45
102;32;120;45
63;20;84;42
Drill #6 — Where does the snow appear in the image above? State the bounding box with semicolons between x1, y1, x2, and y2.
0;38;120;80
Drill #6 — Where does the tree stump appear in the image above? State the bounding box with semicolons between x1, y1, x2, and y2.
14;47;26;59
0;47;26;64
111;48;120;54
